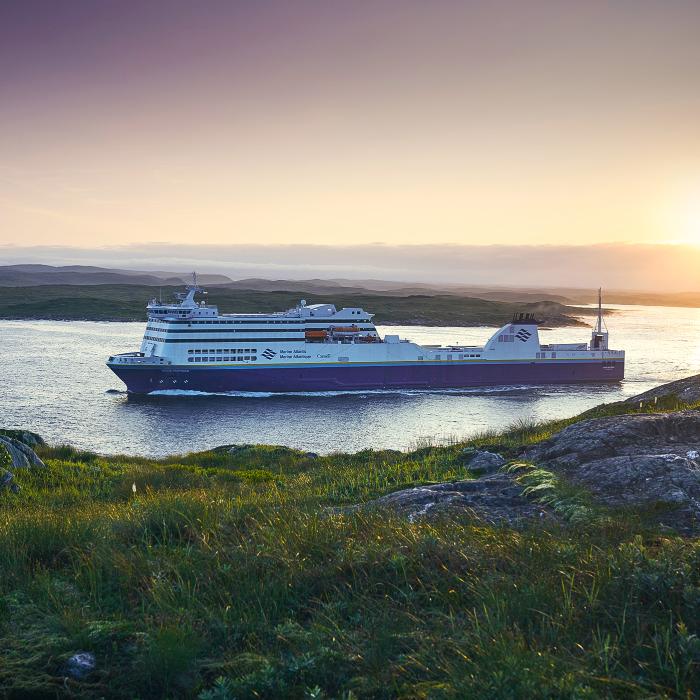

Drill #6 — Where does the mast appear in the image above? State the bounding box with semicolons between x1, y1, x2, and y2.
596;287;603;334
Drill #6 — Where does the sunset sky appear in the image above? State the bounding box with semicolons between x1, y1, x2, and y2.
1;0;699;249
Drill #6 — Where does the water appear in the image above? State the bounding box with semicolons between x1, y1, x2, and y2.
2;305;700;457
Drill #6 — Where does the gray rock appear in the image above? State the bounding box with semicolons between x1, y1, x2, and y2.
0;470;20;494
227;444;254;453
466;450;507;473
0;435;45;469
64;652;96;679
625;374;700;406
522;410;700;532
0;430;44;447
364;473;554;526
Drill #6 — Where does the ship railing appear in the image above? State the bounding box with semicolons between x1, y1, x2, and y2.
108;353;171;366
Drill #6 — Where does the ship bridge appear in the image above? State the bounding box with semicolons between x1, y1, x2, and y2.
147;279;218;320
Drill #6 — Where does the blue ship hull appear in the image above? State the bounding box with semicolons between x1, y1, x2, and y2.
110;360;624;394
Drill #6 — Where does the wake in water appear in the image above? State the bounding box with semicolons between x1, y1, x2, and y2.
132;385;549;399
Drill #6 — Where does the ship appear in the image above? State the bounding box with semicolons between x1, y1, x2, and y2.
107;277;625;394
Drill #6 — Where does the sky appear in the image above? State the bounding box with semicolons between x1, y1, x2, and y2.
1;0;699;250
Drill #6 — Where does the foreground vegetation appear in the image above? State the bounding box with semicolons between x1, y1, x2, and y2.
0;284;588;326
1;399;699;698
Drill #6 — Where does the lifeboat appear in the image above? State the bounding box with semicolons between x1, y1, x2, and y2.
305;329;328;340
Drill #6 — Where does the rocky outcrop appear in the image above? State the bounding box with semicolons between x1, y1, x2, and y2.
0;434;45;496
364;472;554;526
461;448;507;473
0;435;45;469
363;404;700;532
522;410;700;532
624;374;700;406
0;429;44;448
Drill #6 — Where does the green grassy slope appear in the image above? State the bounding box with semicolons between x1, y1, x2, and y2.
1;398;698;698
0;284;589;326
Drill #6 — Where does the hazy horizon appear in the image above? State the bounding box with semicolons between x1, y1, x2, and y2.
4;242;700;293
2;1;699;250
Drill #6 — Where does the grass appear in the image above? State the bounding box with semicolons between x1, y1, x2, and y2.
1;399;699;698
0;284;587;326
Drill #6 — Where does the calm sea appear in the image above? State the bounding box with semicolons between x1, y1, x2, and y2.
2;304;700;456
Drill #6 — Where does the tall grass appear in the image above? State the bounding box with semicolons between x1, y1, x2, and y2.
1;400;699;697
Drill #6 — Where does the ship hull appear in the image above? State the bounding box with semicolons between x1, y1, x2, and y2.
109;360;624;394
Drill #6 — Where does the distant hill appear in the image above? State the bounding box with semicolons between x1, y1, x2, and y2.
0;265;576;302
6;264;695;308
0;265;233;287
562;290;700;308
0;284;591;327
212;278;574;303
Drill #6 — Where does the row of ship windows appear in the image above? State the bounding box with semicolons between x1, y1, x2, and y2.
189;356;256;362
187;348;257;354
150;319;370;325
419;354;481;360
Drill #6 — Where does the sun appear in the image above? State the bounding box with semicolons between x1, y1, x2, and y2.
660;183;700;245
678;192;700;244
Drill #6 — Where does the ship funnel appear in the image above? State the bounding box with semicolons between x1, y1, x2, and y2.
511;312;540;325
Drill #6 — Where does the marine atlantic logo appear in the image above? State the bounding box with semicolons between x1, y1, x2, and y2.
261;348;277;360
515;329;532;342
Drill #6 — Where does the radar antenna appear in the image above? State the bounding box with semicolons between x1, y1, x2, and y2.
596;287;605;334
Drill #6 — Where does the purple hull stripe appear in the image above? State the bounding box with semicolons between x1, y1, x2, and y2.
110;361;624;394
